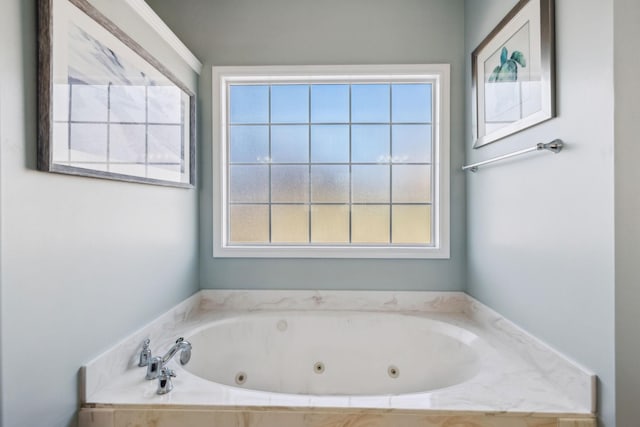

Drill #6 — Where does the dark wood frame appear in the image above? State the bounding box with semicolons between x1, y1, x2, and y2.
37;0;196;188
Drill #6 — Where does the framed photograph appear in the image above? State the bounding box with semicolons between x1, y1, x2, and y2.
472;0;555;148
37;0;195;187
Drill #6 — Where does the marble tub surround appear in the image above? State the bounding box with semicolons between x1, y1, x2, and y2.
464;298;597;414
196;290;471;313
81;291;203;402
81;290;596;422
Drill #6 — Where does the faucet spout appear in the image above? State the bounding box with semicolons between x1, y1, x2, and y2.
161;337;192;366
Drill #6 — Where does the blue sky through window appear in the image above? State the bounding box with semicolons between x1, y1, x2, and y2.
230;83;432;125
391;84;432;123
229;83;432;164
351;84;390;123
271;85;308;123
272;125;309;162
230;85;269;123
311;85;350;123
352;125;390;163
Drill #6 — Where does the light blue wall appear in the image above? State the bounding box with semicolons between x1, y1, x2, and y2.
0;1;199;426
614;0;640;424
146;0;467;291
464;1;615;426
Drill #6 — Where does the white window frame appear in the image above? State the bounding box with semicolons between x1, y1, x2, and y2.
212;64;450;259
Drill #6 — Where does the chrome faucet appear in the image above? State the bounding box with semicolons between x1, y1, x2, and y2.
139;337;192;392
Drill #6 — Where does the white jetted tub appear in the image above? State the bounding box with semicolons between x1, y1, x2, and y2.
80;291;596;427
185;312;480;396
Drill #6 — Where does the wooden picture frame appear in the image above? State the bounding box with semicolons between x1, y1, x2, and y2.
37;0;196;187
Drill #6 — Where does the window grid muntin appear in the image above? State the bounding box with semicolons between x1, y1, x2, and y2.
226;81;435;247
389;84;393;243
268;86;273;242
348;84;353;244
307;85;312;242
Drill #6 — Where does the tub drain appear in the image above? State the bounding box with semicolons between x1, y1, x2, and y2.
313;362;325;374
388;365;399;378
277;319;288;331
235;372;247;385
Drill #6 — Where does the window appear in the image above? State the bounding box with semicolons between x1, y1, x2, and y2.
213;65;450;258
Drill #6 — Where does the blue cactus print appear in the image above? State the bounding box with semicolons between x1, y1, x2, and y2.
488;47;527;82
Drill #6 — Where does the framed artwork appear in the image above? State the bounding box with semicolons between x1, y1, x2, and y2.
37;0;196;187
472;0;555;148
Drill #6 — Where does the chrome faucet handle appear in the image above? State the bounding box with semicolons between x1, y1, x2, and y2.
138;339;152;367
157;367;176;395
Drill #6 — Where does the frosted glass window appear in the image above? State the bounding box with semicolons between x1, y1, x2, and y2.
351;125;390;163
352;205;390;243
271;85;309;123
311;85;349;123
311;205;350;243
352;165;390;203
271;205;309;243
311;165;350;203
351;84;390;123
271;125;309;163
392;125;432;163
392;205;431;244
230;205;269;243
230;126;269;163
229;166;269;202
393;165;431;203
271;166;309;203
221;72;443;253
230;85;269;124
392;84;432;123
311;125;349;163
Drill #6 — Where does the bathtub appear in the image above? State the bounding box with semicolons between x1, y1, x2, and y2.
79;291;596;427
185;311;479;396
